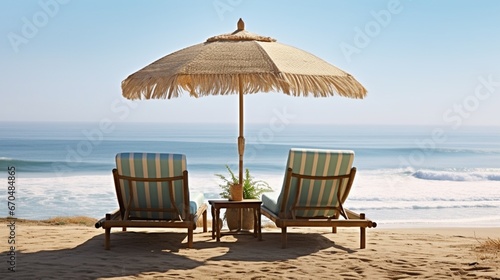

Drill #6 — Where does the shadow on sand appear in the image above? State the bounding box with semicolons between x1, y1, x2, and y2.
2;229;357;279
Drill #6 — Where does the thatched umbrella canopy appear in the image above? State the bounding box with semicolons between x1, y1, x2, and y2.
122;19;367;184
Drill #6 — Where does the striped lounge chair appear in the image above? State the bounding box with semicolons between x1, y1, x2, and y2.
261;149;376;248
96;153;207;249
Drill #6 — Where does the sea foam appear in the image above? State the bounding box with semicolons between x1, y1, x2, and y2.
413;169;500;181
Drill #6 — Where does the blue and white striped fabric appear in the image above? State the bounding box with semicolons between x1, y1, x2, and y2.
115;153;202;220
262;149;355;218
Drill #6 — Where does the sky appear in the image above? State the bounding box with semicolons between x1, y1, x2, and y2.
1;0;499;126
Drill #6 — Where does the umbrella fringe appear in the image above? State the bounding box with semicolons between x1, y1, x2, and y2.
122;73;366;100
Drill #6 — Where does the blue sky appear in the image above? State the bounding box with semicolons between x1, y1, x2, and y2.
1;0;499;126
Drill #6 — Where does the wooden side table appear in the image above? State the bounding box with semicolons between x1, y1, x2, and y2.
208;199;262;242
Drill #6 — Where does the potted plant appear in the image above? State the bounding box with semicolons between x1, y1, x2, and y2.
215;165;272;230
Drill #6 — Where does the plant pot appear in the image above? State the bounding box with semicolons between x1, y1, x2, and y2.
229;184;243;201
225;208;254;230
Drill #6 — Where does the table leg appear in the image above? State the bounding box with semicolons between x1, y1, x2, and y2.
215;207;221;242
211;204;215;239
237;208;242;232
253;207;258;238
257;206;262;241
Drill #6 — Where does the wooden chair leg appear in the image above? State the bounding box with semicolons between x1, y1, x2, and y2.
360;227;366;249
332;212;340;233
187;228;193;248
360;213;366;249
203;209;208;233
105;228;111;250
281;227;287;249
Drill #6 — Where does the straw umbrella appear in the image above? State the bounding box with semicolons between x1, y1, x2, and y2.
121;19;367;185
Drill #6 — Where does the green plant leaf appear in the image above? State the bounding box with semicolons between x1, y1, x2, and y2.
215;165;273;199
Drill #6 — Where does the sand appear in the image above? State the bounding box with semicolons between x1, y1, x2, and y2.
1;219;498;279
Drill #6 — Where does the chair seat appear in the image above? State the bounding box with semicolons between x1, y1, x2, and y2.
262;193;280;215
189;192;205;215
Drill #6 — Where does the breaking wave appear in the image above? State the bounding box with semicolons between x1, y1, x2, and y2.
412;169;500;181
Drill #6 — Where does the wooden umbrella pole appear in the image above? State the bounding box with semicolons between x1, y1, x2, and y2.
238;76;245;185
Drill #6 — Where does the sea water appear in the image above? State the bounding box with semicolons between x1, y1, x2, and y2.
0;122;499;228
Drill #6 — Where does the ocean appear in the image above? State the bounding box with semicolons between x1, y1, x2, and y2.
1;121;499;228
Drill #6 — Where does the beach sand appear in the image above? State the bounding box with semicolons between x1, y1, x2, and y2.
1;219;498;279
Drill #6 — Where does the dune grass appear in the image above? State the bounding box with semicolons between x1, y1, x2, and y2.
474;237;500;264
1;216;97;226
476;238;500;253
43;216;97;226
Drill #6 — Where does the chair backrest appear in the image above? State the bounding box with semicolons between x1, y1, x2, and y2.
114;153;190;220
276;149;355;218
